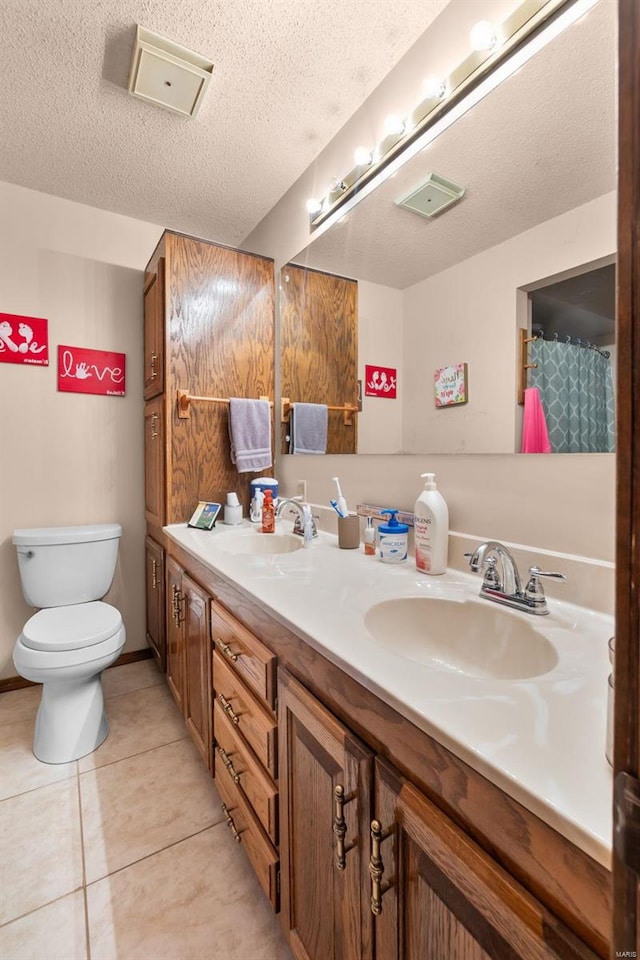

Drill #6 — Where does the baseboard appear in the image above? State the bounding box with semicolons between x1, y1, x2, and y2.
0;646;153;694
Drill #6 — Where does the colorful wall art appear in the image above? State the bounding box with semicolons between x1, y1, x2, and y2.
434;362;469;407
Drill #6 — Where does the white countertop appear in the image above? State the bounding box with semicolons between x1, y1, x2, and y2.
164;519;613;868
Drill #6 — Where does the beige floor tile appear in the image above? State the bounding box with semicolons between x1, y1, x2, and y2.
0;891;87;960
81;738;224;883
0;779;83;924
87;824;293;960
0;719;77;801
0;685;42;728
102;657;163;700
78;683;186;773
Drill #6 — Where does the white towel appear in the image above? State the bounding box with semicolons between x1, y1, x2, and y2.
289;403;328;455
228;398;272;473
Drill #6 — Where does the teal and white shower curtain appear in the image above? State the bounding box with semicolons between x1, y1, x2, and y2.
529;339;615;453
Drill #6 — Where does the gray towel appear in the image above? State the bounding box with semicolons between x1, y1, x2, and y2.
228;398;272;473
290;403;328;455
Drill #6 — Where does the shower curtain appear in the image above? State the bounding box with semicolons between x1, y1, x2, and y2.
529;339;615;453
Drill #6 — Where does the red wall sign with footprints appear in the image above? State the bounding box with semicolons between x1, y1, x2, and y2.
57;345;126;397
0;312;49;365
364;364;397;399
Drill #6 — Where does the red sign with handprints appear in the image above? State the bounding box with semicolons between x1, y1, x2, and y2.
57;345;126;397
0;313;49;365
365;364;397;399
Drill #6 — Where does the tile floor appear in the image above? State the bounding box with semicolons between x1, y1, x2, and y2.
0;658;293;960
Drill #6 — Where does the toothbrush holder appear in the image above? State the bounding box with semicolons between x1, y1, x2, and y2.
338;514;360;549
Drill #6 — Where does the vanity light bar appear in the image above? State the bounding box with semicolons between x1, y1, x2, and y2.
307;0;599;236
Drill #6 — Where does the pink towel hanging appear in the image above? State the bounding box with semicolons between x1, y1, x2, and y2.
521;387;552;454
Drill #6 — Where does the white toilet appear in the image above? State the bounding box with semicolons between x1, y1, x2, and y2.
12;523;126;764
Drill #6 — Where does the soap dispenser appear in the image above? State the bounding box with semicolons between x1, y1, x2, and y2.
414;473;449;575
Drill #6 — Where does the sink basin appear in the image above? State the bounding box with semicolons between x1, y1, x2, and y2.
364;597;559;680
217;532;304;555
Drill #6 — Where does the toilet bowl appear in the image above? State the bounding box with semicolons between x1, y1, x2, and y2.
14;602;125;763
12;524;125;764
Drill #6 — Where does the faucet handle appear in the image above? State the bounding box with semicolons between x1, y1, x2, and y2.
525;565;566;602
481;556;501;590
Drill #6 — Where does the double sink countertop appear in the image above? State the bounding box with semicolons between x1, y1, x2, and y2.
164;519;613;869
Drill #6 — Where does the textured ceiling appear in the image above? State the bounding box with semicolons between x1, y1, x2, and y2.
293;0;616;288
0;0;449;245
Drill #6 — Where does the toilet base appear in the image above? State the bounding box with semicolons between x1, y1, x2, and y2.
33;674;109;764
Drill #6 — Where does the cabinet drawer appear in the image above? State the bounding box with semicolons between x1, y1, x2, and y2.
214;652;277;777
211;601;277;710
214;700;278;845
216;757;279;912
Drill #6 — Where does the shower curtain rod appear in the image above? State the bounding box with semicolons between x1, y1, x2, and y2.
532;329;611;359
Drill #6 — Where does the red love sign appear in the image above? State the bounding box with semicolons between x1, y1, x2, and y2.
57;345;126;397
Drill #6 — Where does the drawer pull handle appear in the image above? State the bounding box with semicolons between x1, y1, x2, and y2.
333;785;357;871
369;819;394;915
216;744;241;784
221;803;242;843
151;558;158;589
215;638;240;663
171;585;185;625
218;693;240;725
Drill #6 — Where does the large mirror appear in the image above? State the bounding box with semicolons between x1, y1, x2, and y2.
280;0;616;455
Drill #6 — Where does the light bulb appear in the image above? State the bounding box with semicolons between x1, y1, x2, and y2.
383;114;405;137
353;146;372;166
306;198;322;214
470;20;497;51
422;76;447;100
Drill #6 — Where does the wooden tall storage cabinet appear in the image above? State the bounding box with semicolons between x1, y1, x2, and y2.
143;231;275;682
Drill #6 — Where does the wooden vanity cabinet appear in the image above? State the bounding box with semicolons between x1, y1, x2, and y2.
278;669;374;960
144;536;165;670
372;758;598;960
211;599;280;908
162;539;611;959
278;668;600;960
144;396;165;530
165;557;212;769
143;259;164;399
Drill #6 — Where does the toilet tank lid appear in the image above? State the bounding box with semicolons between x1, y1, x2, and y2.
12;523;122;546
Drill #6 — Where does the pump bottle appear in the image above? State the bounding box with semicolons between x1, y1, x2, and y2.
414;473;449;575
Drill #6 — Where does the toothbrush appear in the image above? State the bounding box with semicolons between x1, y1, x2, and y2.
330;499;346;519
332;477;348;516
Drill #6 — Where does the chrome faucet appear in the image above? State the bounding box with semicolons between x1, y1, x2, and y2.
275;497;318;547
465;541;566;615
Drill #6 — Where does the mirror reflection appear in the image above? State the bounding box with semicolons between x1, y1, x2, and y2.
280;0;616;455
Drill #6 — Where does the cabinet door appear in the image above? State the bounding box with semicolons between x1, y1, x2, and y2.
166;557;185;714
145;536;165;671
143;260;164;399
183;573;212;769
144;396;165;528
278;669;373;960
372;758;597;960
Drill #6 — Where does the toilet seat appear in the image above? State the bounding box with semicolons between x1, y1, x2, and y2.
21;601;123;652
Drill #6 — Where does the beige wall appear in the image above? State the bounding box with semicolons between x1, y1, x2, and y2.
278;451;615;564
402;191;617;453
358;280;404;453
0;182;163;679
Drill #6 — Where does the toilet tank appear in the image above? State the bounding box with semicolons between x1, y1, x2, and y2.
13;524;122;608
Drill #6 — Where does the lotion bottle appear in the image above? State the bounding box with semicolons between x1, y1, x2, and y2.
414;473;449;575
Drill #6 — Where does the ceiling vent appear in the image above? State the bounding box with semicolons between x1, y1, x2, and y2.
128;26;214;119
395;173;466;219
